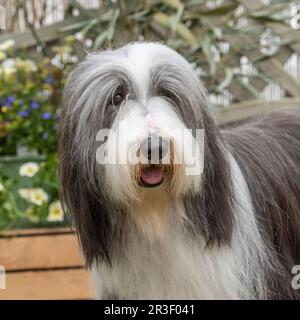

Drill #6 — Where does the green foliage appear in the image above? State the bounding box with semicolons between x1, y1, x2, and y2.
62;0;297;99
0;38;77;230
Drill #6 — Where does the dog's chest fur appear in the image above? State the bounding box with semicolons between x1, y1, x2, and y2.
92;227;236;299
91;156;270;300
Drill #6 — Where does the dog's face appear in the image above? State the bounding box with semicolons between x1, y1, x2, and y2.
59;42;233;265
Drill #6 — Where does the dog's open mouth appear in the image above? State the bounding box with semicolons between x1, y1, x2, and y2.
140;164;164;188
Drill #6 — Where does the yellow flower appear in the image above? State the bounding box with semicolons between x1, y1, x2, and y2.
65;35;75;46
19;188;48;206
0;182;4;192
19;162;39;177
0;67;15;81
15;58;37;72
0;51;6;61
47;201;64;222
0;39;15;51
52;45;72;55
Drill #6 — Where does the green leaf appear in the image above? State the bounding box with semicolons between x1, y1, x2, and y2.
217;68;235;92
127;9;150;21
186;2;238;18
81;18;101;35
162;0;183;10
59;20;90;33
93;29;110;50
69;0;94;19
200;34;216;75
237;78;261;99
153;12;197;47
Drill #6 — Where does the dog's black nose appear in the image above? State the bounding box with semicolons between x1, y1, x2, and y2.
140;135;168;162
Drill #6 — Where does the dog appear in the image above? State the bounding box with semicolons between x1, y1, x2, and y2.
59;42;300;299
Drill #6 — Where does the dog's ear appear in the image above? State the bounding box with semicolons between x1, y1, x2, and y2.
184;108;235;247
58;119;116;267
58;69;123;267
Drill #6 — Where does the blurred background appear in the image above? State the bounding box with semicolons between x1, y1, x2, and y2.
0;0;299;299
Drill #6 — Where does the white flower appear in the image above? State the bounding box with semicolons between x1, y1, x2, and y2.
19;188;48;206
75;32;84;42
0;51;6;61
47;201;64;222
3;202;12;211
0;182;4;192
19;162;39;177
0;58;16;80
0;39;15;51
2;58;15;69
29;188;48;206
26;207;40;223
19;188;32;200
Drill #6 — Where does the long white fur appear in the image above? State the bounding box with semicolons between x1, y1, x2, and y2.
91;154;274;299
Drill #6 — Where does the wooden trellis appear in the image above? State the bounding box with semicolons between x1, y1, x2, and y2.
0;0;300;121
217;0;300;103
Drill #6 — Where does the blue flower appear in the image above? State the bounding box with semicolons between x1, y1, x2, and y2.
18;111;29;118
3;96;15;107
42;132;49;140
31;101;40;109
45;75;54;84
7;96;15;104
42;112;52;120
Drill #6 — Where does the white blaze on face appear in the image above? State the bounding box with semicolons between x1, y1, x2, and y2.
95;42;204;205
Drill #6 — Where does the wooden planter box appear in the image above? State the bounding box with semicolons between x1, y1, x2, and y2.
0;227;94;300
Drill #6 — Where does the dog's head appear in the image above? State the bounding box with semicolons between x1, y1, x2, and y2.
59;42;233;266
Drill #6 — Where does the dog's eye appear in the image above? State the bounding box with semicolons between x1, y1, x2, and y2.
112;92;125;106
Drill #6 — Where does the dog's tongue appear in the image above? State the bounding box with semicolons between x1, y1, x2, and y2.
141;165;164;186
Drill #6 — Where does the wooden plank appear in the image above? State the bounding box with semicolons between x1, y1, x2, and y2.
0;8;103;50
290;42;300;56
0;227;73;238
0;17;80;49
257;58;300;97
0;269;94;300
261;22;300;56
236;0;263;10
220;1;300;97
0;233;83;271
224;32;300;97
204;15;293;101
216;97;300;125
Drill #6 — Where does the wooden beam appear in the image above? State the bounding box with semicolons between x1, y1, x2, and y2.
0;233;83;271
0;269;93;300
0;227;73;238
216;97;300;125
